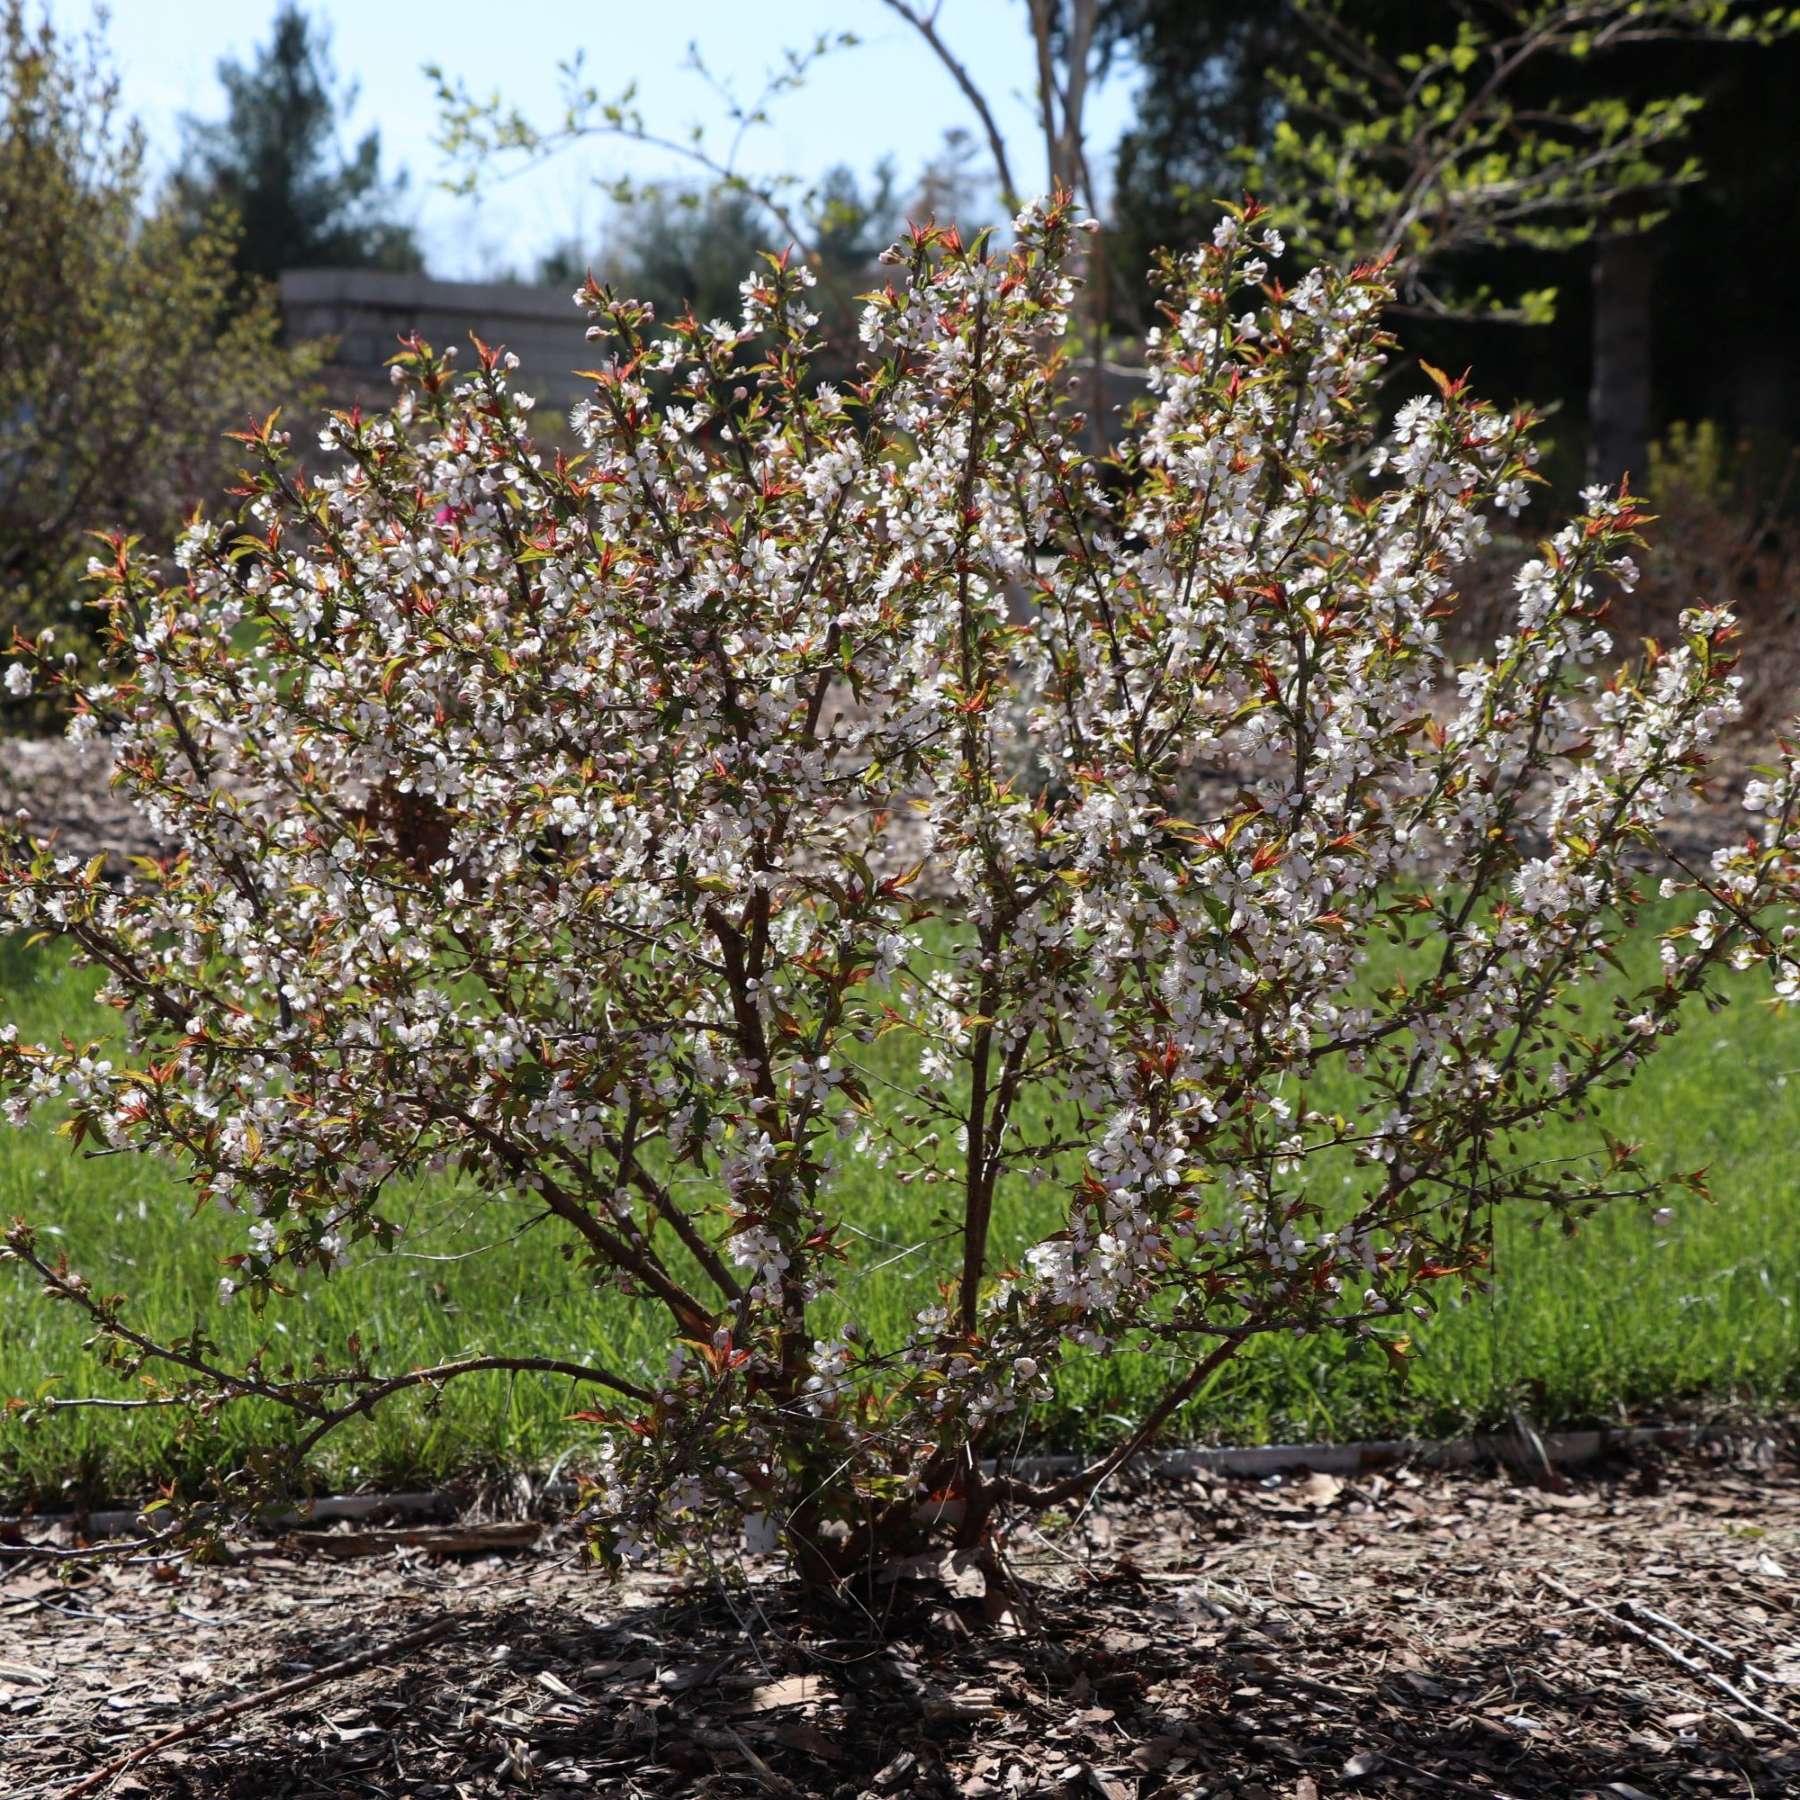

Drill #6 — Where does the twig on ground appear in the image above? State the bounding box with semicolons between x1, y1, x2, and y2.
292;1521;543;1558
717;1726;808;1797
1541;1575;1799;1741
1;1519;204;1568
1617;1596;1779;1684
59;1613;460;1798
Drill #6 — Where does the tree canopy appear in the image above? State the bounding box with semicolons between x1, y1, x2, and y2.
0;0;320;701
175;0;423;286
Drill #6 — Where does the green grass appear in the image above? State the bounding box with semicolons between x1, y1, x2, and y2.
2;910;1797;1508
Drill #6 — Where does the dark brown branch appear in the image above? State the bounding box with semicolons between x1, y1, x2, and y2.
33;1353;654;1422
1002;1332;1247;1509
427;1100;714;1336
288;1354;652;1463
3;1230;330;1421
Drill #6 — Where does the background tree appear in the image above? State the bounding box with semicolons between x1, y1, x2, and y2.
431;31;857;281
1099;0;1799;482
912;124;992;224
175;0;423;288
812;157;902;284
872;2;1754;462
431;0;1794;477
432;9;1108;379
0;0;320;714
532;163;898;365
880;1;1119;434
1101;0;1310;323
539;185;766;321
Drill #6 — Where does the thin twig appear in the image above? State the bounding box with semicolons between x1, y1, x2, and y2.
1;1519;202;1567
717;1726;808;1798
1618;1596;1779;1686
59;1613;460;1798
1541;1575;1799;1741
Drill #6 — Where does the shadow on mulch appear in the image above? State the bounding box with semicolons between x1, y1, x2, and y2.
13;1445;1799;1799
84;1579;1799;1799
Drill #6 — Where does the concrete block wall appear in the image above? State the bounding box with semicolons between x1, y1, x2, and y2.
280;267;1154;437
279;269;596;416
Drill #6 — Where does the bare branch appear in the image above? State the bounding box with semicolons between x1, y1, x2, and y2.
881;0;1019;206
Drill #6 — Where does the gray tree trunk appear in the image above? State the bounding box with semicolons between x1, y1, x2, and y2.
1588;233;1655;488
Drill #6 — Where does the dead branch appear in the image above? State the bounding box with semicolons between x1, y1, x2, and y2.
1618;1595;1780;1687
1542;1575;1799;1741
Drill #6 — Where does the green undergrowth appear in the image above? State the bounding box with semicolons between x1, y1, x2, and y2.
2;902;1797;1509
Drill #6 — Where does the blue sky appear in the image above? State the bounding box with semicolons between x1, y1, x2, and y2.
54;1;1140;279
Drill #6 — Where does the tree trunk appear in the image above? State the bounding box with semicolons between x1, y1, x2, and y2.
1588;232;1654;489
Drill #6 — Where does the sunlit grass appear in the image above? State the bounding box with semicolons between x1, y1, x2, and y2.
2;905;1796;1507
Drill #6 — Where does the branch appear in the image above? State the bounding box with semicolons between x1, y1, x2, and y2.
1028;0;1064;192
33;1353;654;1417
1542;1575;1800;1740
3;1228;330;1420
426;1098;715;1336
287;1354;653;1462
1003;1332;1248;1509
882;0;1019;207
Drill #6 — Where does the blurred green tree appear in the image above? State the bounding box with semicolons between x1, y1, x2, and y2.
533;163;898;362
1099;0;1798;478
175;0;423;286
0;0;321;713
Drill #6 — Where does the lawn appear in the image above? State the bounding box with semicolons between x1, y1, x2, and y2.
2;904;1797;1508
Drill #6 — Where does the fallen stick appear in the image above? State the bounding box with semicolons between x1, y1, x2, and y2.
1617;1596;1779;1686
1541;1576;1798;1741
293;1521;543;1558
715;1726;808;1798
60;1613;458;1798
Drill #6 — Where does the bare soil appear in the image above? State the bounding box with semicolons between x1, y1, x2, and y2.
3;1437;1797;1799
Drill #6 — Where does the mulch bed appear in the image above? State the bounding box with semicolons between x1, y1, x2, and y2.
1;708;1775;885
2;1437;1797;1799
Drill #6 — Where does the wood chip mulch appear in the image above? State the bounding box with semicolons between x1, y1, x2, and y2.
2;1437;1797;1799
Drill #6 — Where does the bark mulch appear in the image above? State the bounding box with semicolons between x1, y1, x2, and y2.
1;715;1772;885
2;1436;1797;1799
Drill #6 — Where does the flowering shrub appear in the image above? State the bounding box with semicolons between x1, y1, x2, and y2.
1457;421;1800;734
4;197;1798;1582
